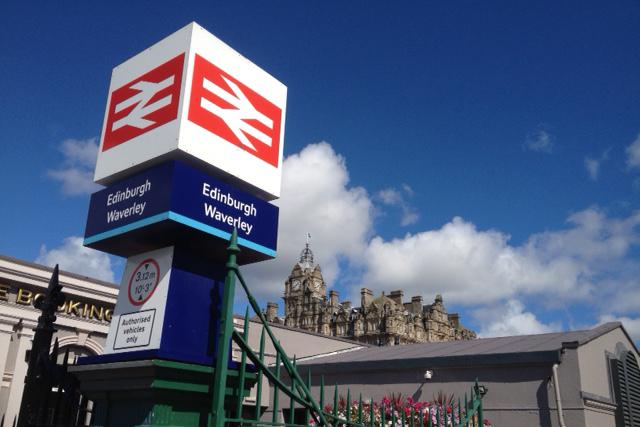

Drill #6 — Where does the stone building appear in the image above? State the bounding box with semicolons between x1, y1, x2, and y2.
265;242;476;345
0;254;117;424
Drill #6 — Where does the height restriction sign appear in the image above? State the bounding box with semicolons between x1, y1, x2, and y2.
128;258;160;305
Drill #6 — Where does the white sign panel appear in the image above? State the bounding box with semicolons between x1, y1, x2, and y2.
104;246;173;354
94;22;287;200
113;309;156;350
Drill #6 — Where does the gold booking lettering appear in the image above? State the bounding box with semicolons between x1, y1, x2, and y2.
10;287;111;323
16;289;32;304
66;300;81;316
90;305;104;321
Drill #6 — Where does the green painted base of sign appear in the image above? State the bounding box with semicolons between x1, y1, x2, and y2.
70;358;258;427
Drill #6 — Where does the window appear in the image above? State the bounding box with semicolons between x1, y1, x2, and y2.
612;350;640;426
56;345;95;365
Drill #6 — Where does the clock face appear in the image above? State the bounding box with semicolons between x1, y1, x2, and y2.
291;280;301;291
312;279;322;291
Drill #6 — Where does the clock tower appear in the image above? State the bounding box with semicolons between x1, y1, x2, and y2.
283;236;327;332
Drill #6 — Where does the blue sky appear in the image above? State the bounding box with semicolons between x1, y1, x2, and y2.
1;1;639;340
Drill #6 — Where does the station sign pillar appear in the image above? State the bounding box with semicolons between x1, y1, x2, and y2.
71;21;287;426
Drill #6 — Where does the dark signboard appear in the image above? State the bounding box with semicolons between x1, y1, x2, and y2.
84;160;278;264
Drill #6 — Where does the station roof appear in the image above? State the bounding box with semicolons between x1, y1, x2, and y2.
298;322;630;372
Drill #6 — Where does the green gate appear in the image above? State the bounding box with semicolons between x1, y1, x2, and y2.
211;230;486;427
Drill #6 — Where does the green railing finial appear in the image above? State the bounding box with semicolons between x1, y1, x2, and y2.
226;228;240;270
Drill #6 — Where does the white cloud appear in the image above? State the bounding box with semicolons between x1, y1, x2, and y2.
361;218;564;304
605;279;640;314
401;212;419;226
359;206;640;306
584;158;600;181
48;138;101;195
526;208;640;262
378;188;402;205
524;128;554;154
36;236;115;283
401;183;414;196
243;142;373;300
584;149;609;181
477;300;560;337
48;168;98;195
596;315;640;342
376;184;419;226
59;138;100;166
626;134;640;169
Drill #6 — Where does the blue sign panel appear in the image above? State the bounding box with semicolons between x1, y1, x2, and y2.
78;247;237;368
84;160;279;263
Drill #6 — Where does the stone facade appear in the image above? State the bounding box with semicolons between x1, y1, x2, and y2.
266;243;476;345
0;255;117;423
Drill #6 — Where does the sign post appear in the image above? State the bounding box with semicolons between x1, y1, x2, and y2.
70;21;286;426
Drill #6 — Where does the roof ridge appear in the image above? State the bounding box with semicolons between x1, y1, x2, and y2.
0;253;119;288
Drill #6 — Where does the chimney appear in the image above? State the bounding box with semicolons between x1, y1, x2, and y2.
341;301;351;310
330;290;339;306
389;290;404;306
266;302;278;322
449;313;460;328
360;288;373;307
411;296;423;314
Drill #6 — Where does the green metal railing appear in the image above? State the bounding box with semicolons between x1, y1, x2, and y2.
211;230;485;427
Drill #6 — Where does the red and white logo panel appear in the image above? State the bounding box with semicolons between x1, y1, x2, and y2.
102;54;185;151
188;54;282;168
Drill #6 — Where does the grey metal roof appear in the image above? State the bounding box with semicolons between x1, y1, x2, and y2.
298;322;625;372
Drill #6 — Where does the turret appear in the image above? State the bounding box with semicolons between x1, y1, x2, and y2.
360;288;373;307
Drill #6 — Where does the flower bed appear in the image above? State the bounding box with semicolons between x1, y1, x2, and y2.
311;393;491;427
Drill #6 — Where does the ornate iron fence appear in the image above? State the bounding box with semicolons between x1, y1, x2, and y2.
13;266;93;427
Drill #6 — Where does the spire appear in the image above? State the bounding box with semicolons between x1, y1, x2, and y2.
298;233;315;270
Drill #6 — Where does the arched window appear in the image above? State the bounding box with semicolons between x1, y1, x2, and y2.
56;345;97;365
612;350;640;426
